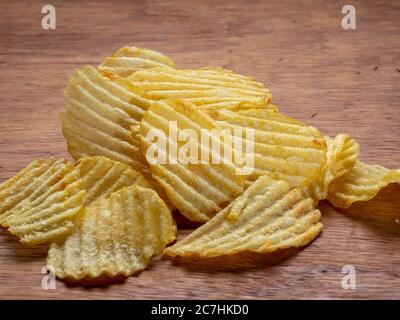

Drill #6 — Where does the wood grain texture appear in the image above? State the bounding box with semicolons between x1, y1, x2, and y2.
0;0;399;299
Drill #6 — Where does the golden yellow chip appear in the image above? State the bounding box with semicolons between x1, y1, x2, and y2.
327;161;400;208
99;46;175;77
320;134;360;198
62;65;152;175
1;156;151;245
0;159;67;220
126;67;271;111
164;175;323;257
207;107;328;198
138;99;246;222
47;185;176;280
0;159;85;244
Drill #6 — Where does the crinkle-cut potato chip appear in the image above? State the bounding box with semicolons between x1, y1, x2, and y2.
62;65;152;175
206;107;328;198
72;156;151;203
320;134;359;198
138;99;246;222
126;67;272;111
99;46;175;77
0;156;151;245
327;161;400;208
164;175;323;258
47;185;176;280
0;159;85;244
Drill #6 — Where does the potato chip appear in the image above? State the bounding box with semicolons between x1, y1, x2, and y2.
320;134;360;198
47;185;176;280
327;161;400;208
62;65;152;175
207;107;328;198
138;99;246;222
0;159;85;244
164;175;323;257
126;67;271;111
72;156;151;203
1;156;151;245
0;159;74;223
99;46;175;77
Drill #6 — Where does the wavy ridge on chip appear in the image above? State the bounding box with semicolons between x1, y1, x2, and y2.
99;46;176;77
207;108;327;196
0;159;75;224
62;65;151;174
126;67;271;110
0;156;151;244
0;159;85;244
321;134;360;198
138;99;245;222
164;175;323;257
327;161;400;208
47;185;176;280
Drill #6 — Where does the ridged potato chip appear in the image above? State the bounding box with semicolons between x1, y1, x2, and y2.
126;67;271;111
138;99;246;222
62;65;151;175
0;156;151;245
207;107;328;197
0;159;85;244
164;175;323;257
321;134;360;198
47;185;176;280
71;156;151;203
327;161;400;208
99;46;175;77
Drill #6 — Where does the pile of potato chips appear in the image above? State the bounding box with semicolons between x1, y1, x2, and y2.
0;46;399;283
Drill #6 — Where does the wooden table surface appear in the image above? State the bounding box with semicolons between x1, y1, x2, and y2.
0;0;399;300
